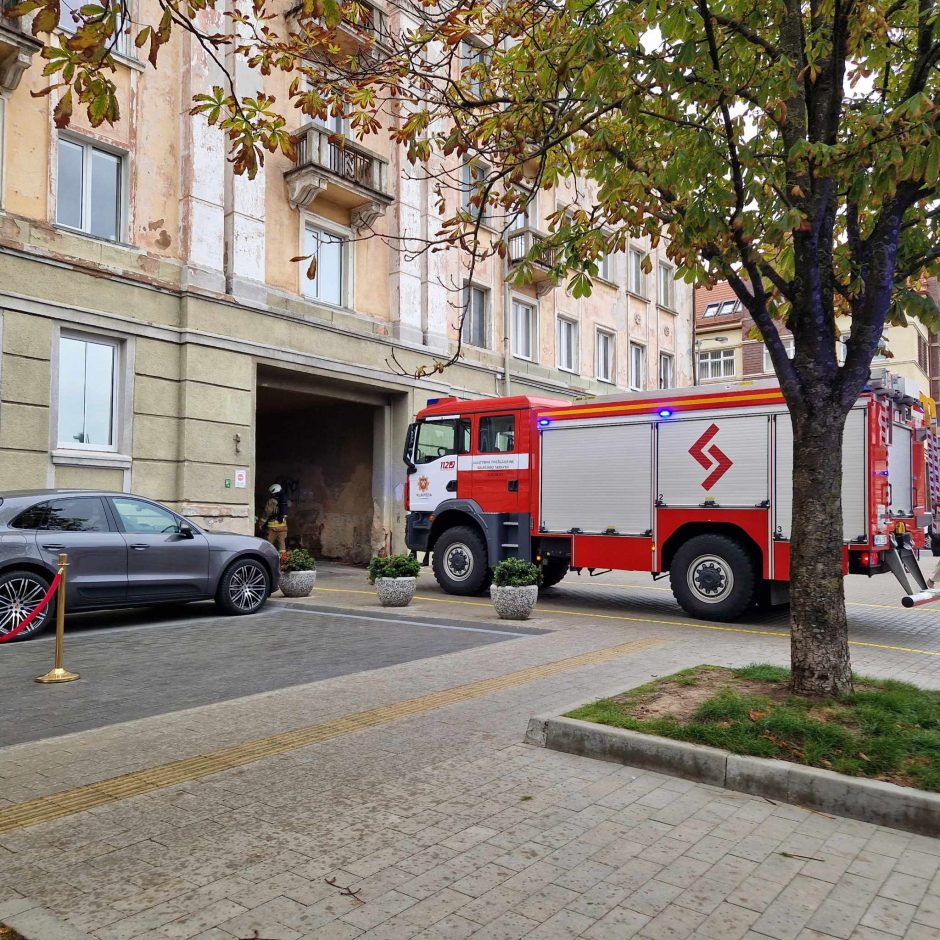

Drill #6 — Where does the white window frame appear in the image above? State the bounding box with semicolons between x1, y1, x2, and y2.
659;352;674;389
56;134;128;243
54;331;123;453
629;342;646;391
511;295;537;362
628;248;646;297
300;216;351;308
461;283;489;349
461;39;490;98
698;348;736;381
509;184;536;231
658;261;675;310
596;329;615;384
762;337;795;373
597;251;612;284
556;316;578;374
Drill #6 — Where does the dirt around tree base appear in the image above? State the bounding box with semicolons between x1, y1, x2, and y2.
567;664;940;792
1;925;27;940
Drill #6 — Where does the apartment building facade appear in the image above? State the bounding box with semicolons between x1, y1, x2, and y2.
695;281;937;405
0;3;693;562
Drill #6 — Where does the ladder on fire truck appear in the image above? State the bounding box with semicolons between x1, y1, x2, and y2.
890;410;940;607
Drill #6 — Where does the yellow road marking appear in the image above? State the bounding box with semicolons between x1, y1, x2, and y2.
311;587;940;658
0;637;666;834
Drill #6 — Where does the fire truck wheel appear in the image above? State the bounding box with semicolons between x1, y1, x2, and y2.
670;535;757;621
540;562;569;589
432;526;489;595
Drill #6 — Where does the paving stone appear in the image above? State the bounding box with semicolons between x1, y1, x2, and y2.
620;879;684;917
466;910;541;939
581;905;650;940
858;897;917;936
637;902;706;939
695;901;761;940
876;871;929;906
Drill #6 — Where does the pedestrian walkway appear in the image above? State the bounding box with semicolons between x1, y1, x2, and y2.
0;564;938;939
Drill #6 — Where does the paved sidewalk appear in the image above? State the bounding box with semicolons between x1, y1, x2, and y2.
0;564;938;939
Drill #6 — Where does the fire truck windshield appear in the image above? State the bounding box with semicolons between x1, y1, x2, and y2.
413;419;470;465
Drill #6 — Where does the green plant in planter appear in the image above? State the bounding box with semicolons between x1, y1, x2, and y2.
368;554;421;584
493;558;541;587
280;549;316;573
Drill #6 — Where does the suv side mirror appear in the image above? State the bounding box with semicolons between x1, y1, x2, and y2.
179;524;195;539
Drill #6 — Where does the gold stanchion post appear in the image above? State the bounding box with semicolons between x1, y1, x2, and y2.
34;553;80;684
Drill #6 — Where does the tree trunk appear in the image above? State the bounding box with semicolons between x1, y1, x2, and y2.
788;406;853;697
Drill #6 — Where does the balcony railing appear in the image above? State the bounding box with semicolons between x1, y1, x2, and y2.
294;123;388;196
287;1;391;50
508;227;557;270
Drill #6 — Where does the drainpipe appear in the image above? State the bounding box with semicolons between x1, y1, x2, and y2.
503;262;512;396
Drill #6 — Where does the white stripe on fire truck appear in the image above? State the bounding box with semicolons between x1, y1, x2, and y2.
457;455;530;471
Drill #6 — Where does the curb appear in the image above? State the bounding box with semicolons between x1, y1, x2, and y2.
525;714;940;837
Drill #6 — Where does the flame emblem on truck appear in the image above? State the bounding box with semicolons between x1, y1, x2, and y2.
689;424;733;490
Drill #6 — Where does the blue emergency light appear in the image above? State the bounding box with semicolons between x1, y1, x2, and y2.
426;398;441;406
658;409;673;418
538;418;551;427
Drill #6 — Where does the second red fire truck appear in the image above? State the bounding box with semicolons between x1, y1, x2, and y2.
403;372;938;621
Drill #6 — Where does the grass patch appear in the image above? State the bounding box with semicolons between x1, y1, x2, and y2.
566;665;940;792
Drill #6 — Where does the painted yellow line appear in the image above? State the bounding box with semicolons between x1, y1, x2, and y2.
0;637;666;834
539;578;940;616
311;587;940;658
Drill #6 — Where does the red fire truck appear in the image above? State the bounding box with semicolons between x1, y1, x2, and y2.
403;372;938;621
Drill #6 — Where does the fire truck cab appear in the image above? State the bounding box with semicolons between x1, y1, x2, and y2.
404;374;936;621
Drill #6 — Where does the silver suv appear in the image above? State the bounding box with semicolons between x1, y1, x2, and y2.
0;490;281;639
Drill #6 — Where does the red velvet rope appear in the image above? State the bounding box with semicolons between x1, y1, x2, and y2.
0;572;63;643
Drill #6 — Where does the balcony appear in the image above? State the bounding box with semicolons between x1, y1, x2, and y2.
287;1;391;55
507;227;557;294
285;122;393;231
1;0;42;92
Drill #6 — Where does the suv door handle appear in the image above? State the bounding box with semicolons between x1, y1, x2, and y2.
41;543;65;552
130;544;149;551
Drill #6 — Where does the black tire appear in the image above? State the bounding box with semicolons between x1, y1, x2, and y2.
0;569;55;640
432;526;489;595
215;558;270;615
670;534;757;622
540;561;569;589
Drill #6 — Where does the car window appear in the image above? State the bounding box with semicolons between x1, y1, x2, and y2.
479;415;515;453
41;497;110;532
10;504;49;529
414;419;470;465
112;497;179;534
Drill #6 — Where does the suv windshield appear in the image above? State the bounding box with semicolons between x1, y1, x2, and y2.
414;419;470;465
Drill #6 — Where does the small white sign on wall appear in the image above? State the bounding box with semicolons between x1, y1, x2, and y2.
234;469;247;489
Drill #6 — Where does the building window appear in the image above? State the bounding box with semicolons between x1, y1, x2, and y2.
56;137;124;242
302;223;345;306
596;330;615;383
509;185;535;231
659;353;674;389
556;317;578;373
630;342;646;390
698;348;736;380
462;284;488;349
461;40;490;97
461;159;490;225
628;249;645;296
762;338;795;373
658;262;675;309
512;298;536;360
57;334;120;449
597;252;611;283
919;333;929;373
704;299;738;318
59;0;129;55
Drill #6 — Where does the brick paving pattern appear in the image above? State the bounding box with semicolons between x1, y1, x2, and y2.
1;563;939;939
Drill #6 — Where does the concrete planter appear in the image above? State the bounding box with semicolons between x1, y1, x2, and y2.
491;584;538;620
376;577;417;607
278;569;317;598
